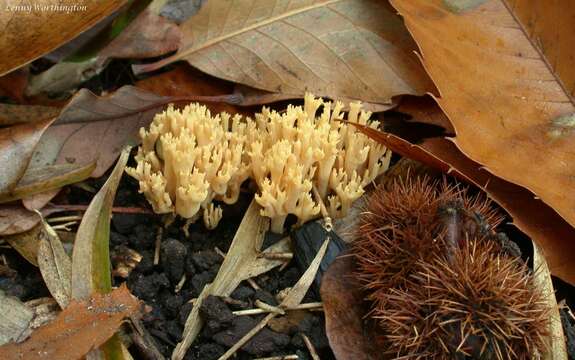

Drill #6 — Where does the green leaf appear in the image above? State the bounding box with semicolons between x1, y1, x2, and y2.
71;147;131;360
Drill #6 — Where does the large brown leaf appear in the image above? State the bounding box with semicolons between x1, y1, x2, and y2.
389;0;575;229
0;0;127;76
31;86;168;178
0;285;141;360
134;0;433;106
0;118;55;194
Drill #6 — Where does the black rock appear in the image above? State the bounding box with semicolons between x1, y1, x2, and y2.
161;238;188;284
190;250;222;272
200;296;234;325
165;320;183;342
112;214;140;235
110;231;128;246
134;250;155;274
255;289;278;306
191;271;216;296
129;223;157;250
179;302;194;326
213;316;290;356
162;293;184;319
130;272;170;302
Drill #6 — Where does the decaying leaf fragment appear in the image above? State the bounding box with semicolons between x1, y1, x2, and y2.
135;0;433;106
0;285;141;360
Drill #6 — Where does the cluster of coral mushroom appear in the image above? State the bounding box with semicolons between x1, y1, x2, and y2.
126;94;391;233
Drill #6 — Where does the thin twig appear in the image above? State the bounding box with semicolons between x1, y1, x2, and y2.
255;299;285;315
247;278;261;290
154;227;163;265
48;203;153;214
302;333;320;360
258;252;293;261
47;215;83;223
254;356;298;360
175;274;186;293
233;302;323;316
51;221;78;231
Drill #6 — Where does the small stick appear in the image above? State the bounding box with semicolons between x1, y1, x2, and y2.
218;313;277;360
48;204;152;214
154;227;163;265
233;302;323;316
258;252;293;261
255;300;285;315
222;296;249;308
254;356;298;360
175;274;186;293
247;278;261;290
47;215;82;223
51;221;78;231
214;247;227;259
302;333;320;360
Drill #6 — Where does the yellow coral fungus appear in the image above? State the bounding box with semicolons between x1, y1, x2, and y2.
127;94;391;233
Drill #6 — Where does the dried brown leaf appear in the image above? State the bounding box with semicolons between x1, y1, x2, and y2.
390;0;575;229
0;206;44;236
0;0;127;76
0;285;141;360
0;118;54;194
320;254;384;360
3;223;42;266
37;216;72;309
135;0;433;105
0;292;33;346
0;162;96;204
0;68;28;103
99;9;181;59
31;86;168;178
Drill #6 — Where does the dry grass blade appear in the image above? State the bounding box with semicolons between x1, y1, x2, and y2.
218;235;330;360
390;0;575;230
71;147;131;360
533;242;568;359
135;0;433;106
173;199;289;360
36;213;72;309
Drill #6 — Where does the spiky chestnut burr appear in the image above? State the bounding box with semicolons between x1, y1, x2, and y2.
353;175;548;358
353;175;503;309
382;240;549;359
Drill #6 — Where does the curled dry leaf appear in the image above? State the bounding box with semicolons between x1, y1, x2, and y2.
389;0;575;230
71;148;131;360
0;292;33;346
37;215;72;309
0;117;55;195
31;86;168;178
135;0;433;106
352;122;575;285
3;223;42;266
0;205;59;236
99;8;181;59
0;162;96;204
0;0;127;76
0;68;28;103
320;254;384;360
0;285;141;360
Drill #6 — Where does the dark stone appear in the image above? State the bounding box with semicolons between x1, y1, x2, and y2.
110;231;128;246
162;293;184;319
130;272;170;302
191;271;216;296
200;296;234;326
230;285;254;302
213;316;290;356
161;238;188;283
135;250;155;274
129;223;157;250
255;289;278;306
190;250;222;272
165;320;183;341
194;343;226;360
179;302;194;326
112;214;140;235
279;267;301;289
